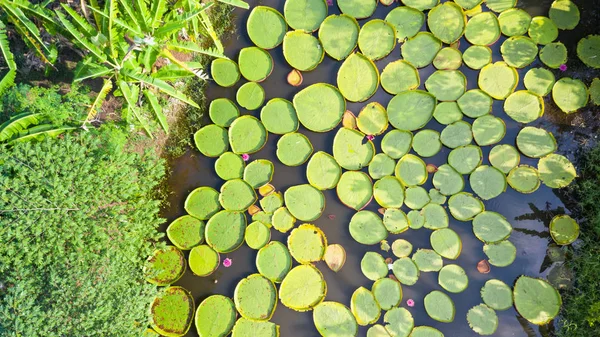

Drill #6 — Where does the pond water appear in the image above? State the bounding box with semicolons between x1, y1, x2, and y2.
161;0;600;336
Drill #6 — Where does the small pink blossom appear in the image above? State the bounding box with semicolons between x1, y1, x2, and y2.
223;258;232;267
406;299;415;307
328;214;336;220
241;154;250;161
326;0;333;6
559;64;568;72
366;135;375;141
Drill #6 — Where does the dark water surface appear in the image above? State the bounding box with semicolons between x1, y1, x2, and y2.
162;0;600;336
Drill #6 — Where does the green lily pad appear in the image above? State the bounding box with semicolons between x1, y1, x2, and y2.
209;98;239;128
463;45;492;69
231;318;279;337
401;32;442;68
195;295;236;337
185;186;221;220
244;160;274;188
145;246;186;286
283;30;324;71
467;304;498;335
372;278;402;310
167;215;205;250
433;102;463;125
229;115;268;154
358;19;396;60
404;186;431;210
465;12;500;46
205;210;247;253
516;126;557;158
284;0;327;32
528;16;558;45
483;240;516;267
478;61;518;100
245;221;271;250
194;125;229;158
276;132;313;167
257;241;292;282
383;208;410;234
384;307;414;337
361;251;388;281
430;228;462;259
473;211;512;243
272;207;296;233
279;265;327;311
260;192;283;213
433;164;464;196
500;36;538;68
211;59;240;87
498;8;531;36
577;35;600;69
188;245;220;277
455;0;482;10
314;302;359;336
337;53;379;102
472;115;506;146
374;176;405;208
350;210;388;245
433;47;463;70
333;127;375;170
425;70;466;102
234;274;277;321
507;165;540;193
409;326;444;337
440;121;473;148
481;279;513;311
540;42;568;69
219;179;257;211
470;165;507;200
385;6;425;41
388;90;436;131
424;291;455;323
590;78;600;105
238;47;273;82
489;145;521;174
288;224;327;264
486;0;516;12
412;130;441;157
552;77;589;114
412;249;443;272
351;287;381;325
151;287;194;337
392;257;420;286
429;189;447;205
293;83;345;132
401;0;439;11
307;151;342;190
408;210;425;229
369;154;396;180
438;264;469;293
357;102;388;136
247;6;287;49
392;239;413;258
381;60;420;95
550;214;580;245
513;276;562;325
448;145;482;174
504;90;545;123
423;203;449;230
448;192;484;221
395;154;427;186
284;184;325;222
550;0;580;30
215;152;245;181
381;130;413;159
260;98;298;135
253;211;273;228
338;0;377;19
457;89;492;118
318;14;360;61
428;2;466;44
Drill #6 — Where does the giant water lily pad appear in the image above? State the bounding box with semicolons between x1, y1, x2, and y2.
333;127;375;170
351;287;381;325
591;78;600;105
383;307;414;337
215;152;245;181
167;215;205;250
276;132;313;166
438;264;468;293
384;208;410;234
423;203;449;230
577;35;600;69
337;53;379;102
513;276;562;325
412;130;441;157
357;102;388;136
195;295;236;337
448;145;482;174
361;251;388;281
433;164;464;196
369;154;396;180
455;0;482;10
430;228;462;260
425;70;467;101
245;221;271;250
272;207;296;233
231;319;279;337
381;60;420;95
481;279;513;311
473;211;512;243
504;90;544;123
428;2;466;44
244;160;274;188
465;12;500;46
486;0;516;12
189;245;220;277
247;6;287;49
409;326;444;337
433;47;463;70
260;98;298;134
257;241;292;282
205;210;247;253
550;214;580;245
350;211;388;245
434;102;463;125
498;8;531;36
194;125;228;158
338;0;377;19
209;98;239;128
283;30;324;71
483;240;516;267
284;0;327;32
293;84;345;132
219;179;257;211
145;246;186;286
239;47;273;82
424;291;455;323
448;192;484;221
284;184;325;222
393;257;420;285
314;302;359;336
540;42;568;69
508;165;540;193
385;6;425;41
501;36;538;68
358;19;396;60
463;45;492;69
413;249;443;272
382;130;413;159
440;121;472;148
372;278;402;310
307;151;342;190
528;16;558;45
185;187;221;220
552;77;589;114
401;0;439;11
404;186;430;210
234;274;277;321
478;62;518;100
279;265;327;311
489;144;520;174
457;89;492;118
373;176;405;208
392;239;413;258
211;59;240;88
387;90;436;131
470;166;506;200
150;287;194;337
549;0;580;30
318;14;360;61
467;304;498;335
401;32;442;68
516;126;557;158
408;210;425;229
288;224;327;263
395;154;427;186
472;115;506;146
229;116;267;154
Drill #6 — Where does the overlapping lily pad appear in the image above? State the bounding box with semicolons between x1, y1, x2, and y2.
272;207;296;233
369;154;396;180
337;53;380;102
314;302;358;336
185;187;221;220
433;164;464;196
516;126;557;158
549;0;579;30
504;90;544;123
513;276;562;325
307;151;342;190
401;32;442;68
395;154;428;186
485;0;516;12
283;30;324;71
433;47;463;70
333;127;375;170
260;98;299;134
425;70;467;101
550;214;580;245
219;179;257;211
279;265;327;311
357;102;389;136
284;184;325;222
385;6;425;41
524;68;556;97
151;287;194;337
404;186;430;210
498;8;531;36
167;215;205;250
318;14;360;60
284;0;327;32
257;241;292;282
392;257;420;286
351;287;381;325
434;102;463;125
350;211;388;245
244;160;274;189
388;90;436;131
457;89;492;118
374;176;405;209
234;274;277;321
372;278;402;310
463;45;492;70
381;60;420;95
528;16;558;45
448;145;482;174
294;84;346;132
382;130;413;159
229;116;267;154
501;36;538;68
277;132;313;166
440;121;472;148
401;0;439;11
248;6;287;49
195;295;236;337
423;203;449;230
438;264;469;293
478;62;518;100
205;210;247;253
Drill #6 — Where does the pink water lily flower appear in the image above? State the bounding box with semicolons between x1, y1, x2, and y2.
223;258;233;267
407;299;415;307
366;135;375;141
241;154;250;161
326;0;333;6
559;64;568;72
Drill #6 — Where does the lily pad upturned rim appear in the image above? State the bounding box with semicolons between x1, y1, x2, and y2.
194;295;236;337
279;264;327;312
549;214;580;245
507;165;541;194
234;273;278;321
337;52;380;102
318;14;360;61
238;47;274;82
513;276;562;325
288;224;328;264
150;286;195;337
145;246;186;286
236;82;266;111
247;6;288;49
211;58;240;87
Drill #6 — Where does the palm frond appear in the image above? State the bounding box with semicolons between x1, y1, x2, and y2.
143;90;168;133
1;1;52;63
9;125;77;144
200;11;223;53
73;60;112;81
216;0;249;9
118;80;153;138
0;112;44;142
0;20;16;95
167;40;227;59
116;0;142;33
84;78;113;124
60;3;95;38
122;68;199;108
149;0;167;29
153;62;203;81
56;9;108;63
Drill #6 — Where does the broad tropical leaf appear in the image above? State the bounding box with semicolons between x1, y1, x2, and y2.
73;59;112;81
85;78;113;124
0;112;44;142
118;80;153;138
60;3;95;37
167;41;227;59
153;62;203;80
200;11;224;53
216;0;250;10
1;0;52;62
9;125;76;143
122;69;200;108
55;9;108;62
0;20;16;95
144;90;169;133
